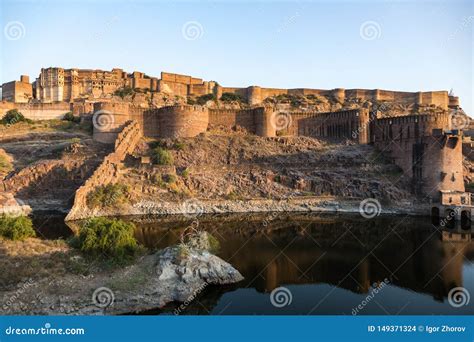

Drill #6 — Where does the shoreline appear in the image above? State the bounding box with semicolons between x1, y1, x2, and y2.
64;197;430;221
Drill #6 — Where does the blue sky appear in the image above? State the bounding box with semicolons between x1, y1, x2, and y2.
1;0;472;114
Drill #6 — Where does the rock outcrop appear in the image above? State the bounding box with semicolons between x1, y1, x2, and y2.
0;241;243;315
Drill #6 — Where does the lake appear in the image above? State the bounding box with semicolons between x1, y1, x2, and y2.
34;211;474;315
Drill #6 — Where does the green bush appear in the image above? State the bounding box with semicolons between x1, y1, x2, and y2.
151;147;174;165
163;174;177;184
72;217;138;260
196;94;216;105
87;183;129;208
220;92;244;102
181;168;190;178
173;141;185;150
0;216;36;241
114;86;134;99
1;109;32;125
63;112;80;123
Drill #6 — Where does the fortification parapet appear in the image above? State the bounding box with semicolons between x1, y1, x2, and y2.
331;88;346;102
156;105;209;138
92;102;133;144
255;107;276;137
247;86;262;105
449;95;460;108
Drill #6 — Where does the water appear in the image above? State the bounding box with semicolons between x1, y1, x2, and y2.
34;212;474;315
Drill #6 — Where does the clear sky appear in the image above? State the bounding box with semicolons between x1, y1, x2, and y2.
1;0;472;115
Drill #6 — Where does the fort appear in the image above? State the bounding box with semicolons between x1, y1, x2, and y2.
0;67;471;220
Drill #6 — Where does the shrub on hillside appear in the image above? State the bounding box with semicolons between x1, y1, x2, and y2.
71;217;138;260
196;94;216;105
63;111;80;123
151;147;174;165
87;183;130;208
1;109;32;126
220;92;244;102
0;216;36;241
114;86;134;99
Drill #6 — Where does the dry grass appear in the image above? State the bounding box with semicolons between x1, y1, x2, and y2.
0;238;73;289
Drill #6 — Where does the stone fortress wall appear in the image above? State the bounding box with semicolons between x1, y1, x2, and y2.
2;68;460;111
66;120;142;221
370;113;464;198
0;101;71;120
0;67;468;203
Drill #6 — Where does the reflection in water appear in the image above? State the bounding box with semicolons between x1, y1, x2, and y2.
44;212;472;315
127;213;474;315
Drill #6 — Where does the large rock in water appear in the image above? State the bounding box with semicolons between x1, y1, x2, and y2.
0;240;243;315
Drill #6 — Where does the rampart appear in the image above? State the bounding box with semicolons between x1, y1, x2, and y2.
0;101;71;120
298;109;370;144
370;113;463;197
65;120;142;221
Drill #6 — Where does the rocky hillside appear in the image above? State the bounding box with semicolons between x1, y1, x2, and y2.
116;129;412;206
0;122;110;212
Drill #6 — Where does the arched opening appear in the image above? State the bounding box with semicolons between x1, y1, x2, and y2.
445;208;456;229
431;207;440;225
461;210;471;230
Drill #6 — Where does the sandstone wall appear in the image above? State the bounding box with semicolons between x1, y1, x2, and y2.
208;107;276;137
156;105;209;138
92;102;146;143
1;80;33;103
298;109;370;144
66;120;142;221
0;102;71;120
370;113;462;198
216;85;451;109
